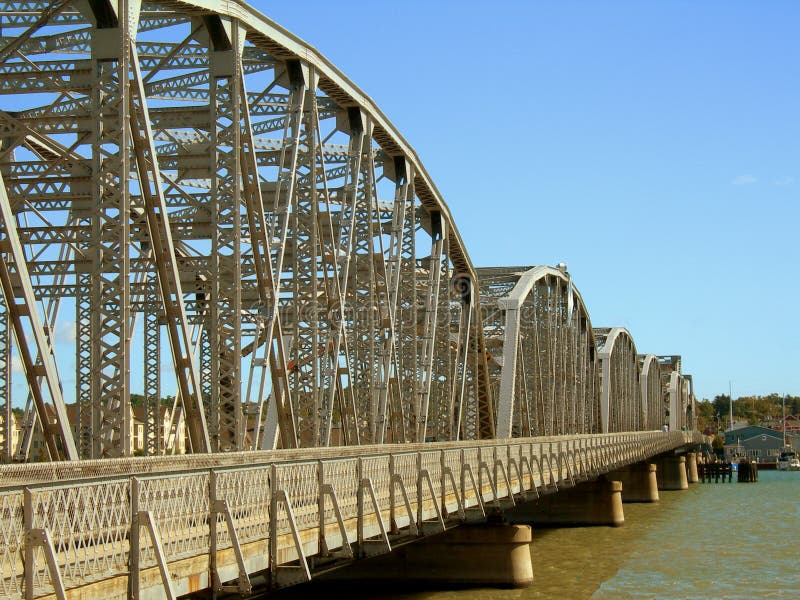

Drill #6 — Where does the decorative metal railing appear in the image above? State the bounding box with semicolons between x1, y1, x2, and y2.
0;430;701;599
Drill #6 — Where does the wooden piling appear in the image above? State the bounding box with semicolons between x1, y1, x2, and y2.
737;460;758;483
697;461;736;483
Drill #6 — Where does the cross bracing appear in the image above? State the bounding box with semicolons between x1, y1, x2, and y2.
0;1;696;463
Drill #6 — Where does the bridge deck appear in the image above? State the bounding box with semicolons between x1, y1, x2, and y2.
0;431;700;599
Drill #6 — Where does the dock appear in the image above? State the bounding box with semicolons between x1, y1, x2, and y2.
698;462;733;483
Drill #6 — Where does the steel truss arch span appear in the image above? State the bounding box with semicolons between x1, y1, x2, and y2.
666;371;682;432
664;367;695;432
478;265;600;439
594;327;639;434
0;1;700;463
684;374;696;431
638;354;664;430
0;0;495;461
657;355;694;432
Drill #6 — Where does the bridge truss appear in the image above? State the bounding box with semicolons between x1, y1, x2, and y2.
0;1;696;464
478;265;600;439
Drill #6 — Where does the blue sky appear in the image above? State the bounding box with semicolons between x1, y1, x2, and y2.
255;0;800;401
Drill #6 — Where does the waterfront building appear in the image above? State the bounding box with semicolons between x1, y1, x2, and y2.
0;412;21;462
723;425;800;462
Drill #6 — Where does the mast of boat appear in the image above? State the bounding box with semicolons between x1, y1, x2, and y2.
729;381;734;431
728;381;738;460
783;394;787;447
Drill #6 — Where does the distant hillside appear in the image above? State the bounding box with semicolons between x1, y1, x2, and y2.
696;393;800;432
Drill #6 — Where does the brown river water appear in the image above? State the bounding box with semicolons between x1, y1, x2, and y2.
268;470;800;599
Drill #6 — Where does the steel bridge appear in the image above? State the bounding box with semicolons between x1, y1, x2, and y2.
0;1;703;598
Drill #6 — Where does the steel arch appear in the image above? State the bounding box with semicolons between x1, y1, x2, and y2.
0;1;700;464
666;371;693;432
594;327;639;433
638;354;664;430
478;265;600;438
657;355;692;431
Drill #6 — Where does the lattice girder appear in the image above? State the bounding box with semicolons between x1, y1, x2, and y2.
0;0;490;460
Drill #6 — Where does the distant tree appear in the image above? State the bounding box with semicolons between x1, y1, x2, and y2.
695;400;714;418
711;434;724;458
712;394;731;422
695;399;715;432
705;394;800;429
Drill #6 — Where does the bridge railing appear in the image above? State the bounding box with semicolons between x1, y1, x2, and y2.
0;431;699;599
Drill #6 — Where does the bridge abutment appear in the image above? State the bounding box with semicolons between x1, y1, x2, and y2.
320;524;534;588
655;455;689;490
506;476;625;527
608;462;659;502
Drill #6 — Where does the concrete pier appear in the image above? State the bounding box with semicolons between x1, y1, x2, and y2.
608;462;659;502
506;477;624;527
655;455;688;490
321;524;534;588
686;452;699;483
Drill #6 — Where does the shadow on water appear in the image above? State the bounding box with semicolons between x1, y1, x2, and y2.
248;472;800;599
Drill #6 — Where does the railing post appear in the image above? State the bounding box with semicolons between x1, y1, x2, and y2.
460;448;466;510
594;436;600;469
477;446;483;501
497;445;503;492
415;452;422;528
209;470;218;589
587;438;593;473
439;449;446;515
22;486;67;600
557;441;563;480
509;444;516;492
388;454;395;530
23;487;33;600
317;460;325;553
581;438;586;475
129;476;140;600
487;445;494;496
357;456;364;553
268;463;277;578
529;442;535;486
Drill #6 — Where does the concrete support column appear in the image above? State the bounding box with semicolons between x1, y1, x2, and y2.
655;455;688;491
322;524;533;588
506;477;624;527
608;462;659;502
686;452;699;484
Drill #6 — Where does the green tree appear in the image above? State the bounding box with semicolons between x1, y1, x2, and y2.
708;393;800;430
695;399;715;432
712;394;731;423
711;434;724;458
